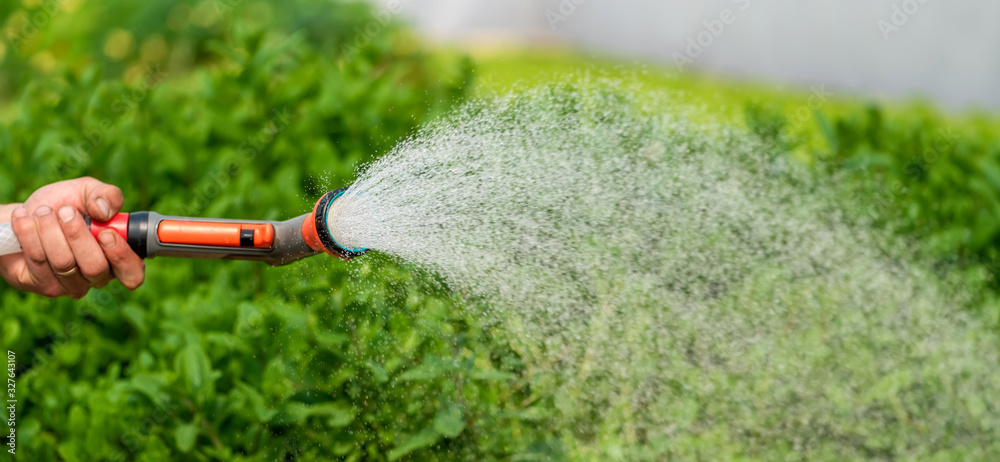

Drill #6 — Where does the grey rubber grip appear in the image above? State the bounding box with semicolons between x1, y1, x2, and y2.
143;212;319;267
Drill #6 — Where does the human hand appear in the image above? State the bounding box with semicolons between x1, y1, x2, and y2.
0;177;145;299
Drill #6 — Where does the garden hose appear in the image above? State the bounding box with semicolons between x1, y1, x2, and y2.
0;188;368;266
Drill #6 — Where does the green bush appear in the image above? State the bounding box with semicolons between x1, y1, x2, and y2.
743;98;1000;302
1;1;558;460
817;107;1000;262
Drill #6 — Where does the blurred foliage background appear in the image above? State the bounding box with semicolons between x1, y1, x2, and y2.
1;0;555;460
2;0;1000;460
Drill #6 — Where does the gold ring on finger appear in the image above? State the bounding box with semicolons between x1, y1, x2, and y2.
55;266;79;278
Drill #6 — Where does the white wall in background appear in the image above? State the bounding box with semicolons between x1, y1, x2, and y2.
374;0;1000;111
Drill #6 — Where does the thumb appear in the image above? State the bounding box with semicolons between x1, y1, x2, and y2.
78;177;125;221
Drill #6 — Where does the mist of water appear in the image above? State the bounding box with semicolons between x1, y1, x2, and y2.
328;86;1000;458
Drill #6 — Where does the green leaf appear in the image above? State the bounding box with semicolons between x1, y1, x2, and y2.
314;331;349;349
205;40;247;66
175;423;199;454
304;402;356;428
270;402;310;426
121;303;148;335
433;404;465;438
2;318;21;344
269;401;356;427
469;369;515;381
131;373;170;407
388;428;441;461
365;361;390;383
68;405;87;429
56;442;83;462
814;109;838;152
979;158;1000;191
398;366;442;381
236;382;278;423
175;342;212;393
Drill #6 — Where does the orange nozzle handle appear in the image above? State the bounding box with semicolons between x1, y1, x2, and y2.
157;220;275;249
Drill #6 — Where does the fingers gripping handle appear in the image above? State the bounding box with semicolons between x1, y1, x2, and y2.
0;214;131;257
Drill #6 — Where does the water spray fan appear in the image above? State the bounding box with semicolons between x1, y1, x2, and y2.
0;188;368;266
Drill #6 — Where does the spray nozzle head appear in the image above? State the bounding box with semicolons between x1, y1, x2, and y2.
302;187;370;260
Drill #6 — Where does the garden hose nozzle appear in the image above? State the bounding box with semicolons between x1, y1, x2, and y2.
78;187;369;266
